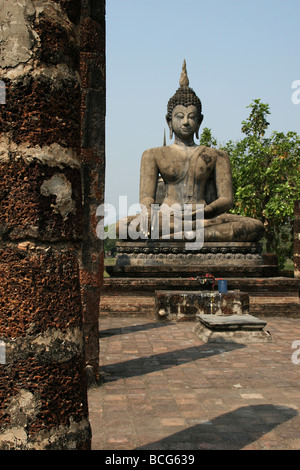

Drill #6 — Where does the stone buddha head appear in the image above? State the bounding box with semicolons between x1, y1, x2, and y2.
166;60;204;141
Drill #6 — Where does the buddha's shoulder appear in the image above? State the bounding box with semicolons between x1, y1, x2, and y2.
141;145;175;160
202;146;229;158
141;145;229;160
201;147;230;167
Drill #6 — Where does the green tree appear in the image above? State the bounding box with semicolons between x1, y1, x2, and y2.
222;99;300;268
103;224;117;256
199;127;217;147
104;237;117;256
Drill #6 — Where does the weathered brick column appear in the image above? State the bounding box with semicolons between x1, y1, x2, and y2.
80;0;105;384
0;0;91;449
294;201;300;279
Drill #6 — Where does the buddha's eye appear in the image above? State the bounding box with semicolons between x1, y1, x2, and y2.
175;113;184;119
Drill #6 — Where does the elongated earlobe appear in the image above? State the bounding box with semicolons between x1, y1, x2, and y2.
166;115;173;140
196;114;203;140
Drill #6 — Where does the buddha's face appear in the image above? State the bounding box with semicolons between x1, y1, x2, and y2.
169;105;201;142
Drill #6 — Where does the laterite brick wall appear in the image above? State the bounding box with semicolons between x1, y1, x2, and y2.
0;0;105;450
80;0;105;384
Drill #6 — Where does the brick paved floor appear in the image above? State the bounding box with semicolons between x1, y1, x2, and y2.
88;316;300;450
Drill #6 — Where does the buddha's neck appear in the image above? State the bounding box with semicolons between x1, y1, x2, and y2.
174;137;196;148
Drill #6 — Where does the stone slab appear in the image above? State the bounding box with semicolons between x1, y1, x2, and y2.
193;316;273;344
196;314;267;330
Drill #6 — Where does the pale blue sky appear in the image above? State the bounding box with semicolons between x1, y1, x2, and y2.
105;0;299;221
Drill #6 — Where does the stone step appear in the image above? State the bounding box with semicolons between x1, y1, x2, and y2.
194;314;273;344
196;314;267;330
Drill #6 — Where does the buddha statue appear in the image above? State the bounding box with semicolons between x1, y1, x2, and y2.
117;61;264;244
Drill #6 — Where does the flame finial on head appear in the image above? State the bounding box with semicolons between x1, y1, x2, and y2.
179;59;189;88
166;60;202;122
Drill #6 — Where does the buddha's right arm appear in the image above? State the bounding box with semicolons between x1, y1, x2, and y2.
139;149;159;209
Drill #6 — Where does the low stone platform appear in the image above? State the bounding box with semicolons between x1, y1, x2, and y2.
100;276;300;318
193;314;273;344
155;290;249;322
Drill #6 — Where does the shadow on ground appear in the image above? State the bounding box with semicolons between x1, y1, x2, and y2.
99;322;172;339
136;404;298;450
100;341;245;382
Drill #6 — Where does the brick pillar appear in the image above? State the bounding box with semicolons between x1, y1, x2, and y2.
294;201;300;279
80;0;106;384
0;0;91;449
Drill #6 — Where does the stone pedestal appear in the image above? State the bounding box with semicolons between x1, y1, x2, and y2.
115;240;264;266
155;290;249;322
194;314;272;344
107;240;279;278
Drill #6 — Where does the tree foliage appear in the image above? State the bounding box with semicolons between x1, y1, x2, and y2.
104;236;117;256
199;127;218;148
103;224;117;256
218;99;300;268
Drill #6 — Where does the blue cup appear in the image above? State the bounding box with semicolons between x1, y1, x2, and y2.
218;280;227;293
